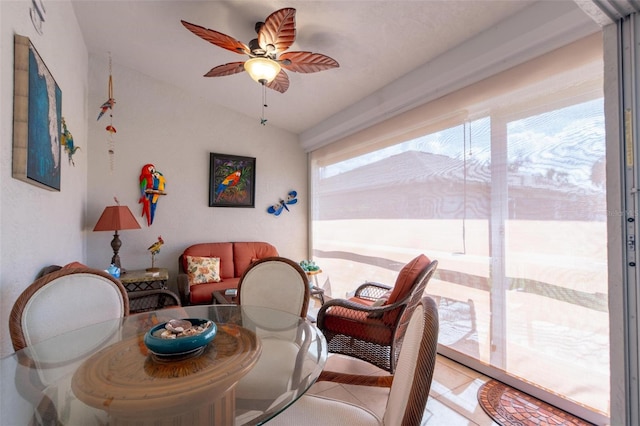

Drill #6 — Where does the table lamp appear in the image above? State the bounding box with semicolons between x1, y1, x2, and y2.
93;205;141;271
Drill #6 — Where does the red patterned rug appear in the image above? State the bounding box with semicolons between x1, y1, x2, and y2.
477;380;594;426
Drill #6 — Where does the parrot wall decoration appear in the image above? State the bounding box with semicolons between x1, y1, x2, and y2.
60;117;80;166
215;170;241;202
139;163;167;226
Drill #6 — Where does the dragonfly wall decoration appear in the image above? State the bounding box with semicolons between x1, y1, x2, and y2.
267;190;297;216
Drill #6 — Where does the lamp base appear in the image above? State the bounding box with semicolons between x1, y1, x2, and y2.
146;267;161;272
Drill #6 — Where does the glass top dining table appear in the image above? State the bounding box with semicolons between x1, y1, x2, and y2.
1;304;327;425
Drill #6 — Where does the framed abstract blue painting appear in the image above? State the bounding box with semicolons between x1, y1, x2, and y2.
12;34;62;191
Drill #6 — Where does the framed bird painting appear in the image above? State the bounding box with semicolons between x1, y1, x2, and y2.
209;153;256;208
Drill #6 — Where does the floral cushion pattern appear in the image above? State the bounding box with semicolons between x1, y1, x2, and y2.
186;256;221;286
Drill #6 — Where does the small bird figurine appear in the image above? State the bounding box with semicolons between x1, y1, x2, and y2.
97;98;115;121
215;170;241;201
60;117;80;166
147;236;164;271
147;236;164;255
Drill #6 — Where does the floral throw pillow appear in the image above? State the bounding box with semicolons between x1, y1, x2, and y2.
186;256;221;285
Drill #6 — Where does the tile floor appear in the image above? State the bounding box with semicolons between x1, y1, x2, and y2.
306;353;500;425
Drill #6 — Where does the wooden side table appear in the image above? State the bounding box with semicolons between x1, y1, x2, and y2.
120;268;169;292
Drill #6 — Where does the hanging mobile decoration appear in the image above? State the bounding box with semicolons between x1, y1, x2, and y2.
60;117;80;166
97;52;116;171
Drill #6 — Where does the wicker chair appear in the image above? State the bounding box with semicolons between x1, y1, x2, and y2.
317;254;437;374
269;296;439;426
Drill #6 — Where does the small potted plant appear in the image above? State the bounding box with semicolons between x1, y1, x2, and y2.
299;259;320;273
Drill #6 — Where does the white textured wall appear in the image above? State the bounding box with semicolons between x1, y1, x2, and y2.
0;0;89;357
85;55;307;294
0;1;306;360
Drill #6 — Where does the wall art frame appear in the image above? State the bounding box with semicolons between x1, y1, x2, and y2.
13;34;62;191
209;153;256;207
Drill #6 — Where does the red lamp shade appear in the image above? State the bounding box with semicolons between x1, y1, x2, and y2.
93;206;141;270
93;206;141;232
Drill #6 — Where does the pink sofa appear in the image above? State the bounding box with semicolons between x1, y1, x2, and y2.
177;241;278;305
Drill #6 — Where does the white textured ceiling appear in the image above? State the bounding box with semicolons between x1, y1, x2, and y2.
71;1;539;135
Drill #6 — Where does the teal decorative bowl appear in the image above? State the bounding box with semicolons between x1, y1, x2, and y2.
144;318;217;357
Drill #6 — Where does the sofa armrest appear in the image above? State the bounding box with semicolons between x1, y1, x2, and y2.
176;273;191;306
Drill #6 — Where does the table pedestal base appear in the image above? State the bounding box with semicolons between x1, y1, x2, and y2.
108;387;236;426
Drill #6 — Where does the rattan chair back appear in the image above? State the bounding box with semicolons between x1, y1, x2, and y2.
386;296;439;425
9;267;129;352
237;256;310;318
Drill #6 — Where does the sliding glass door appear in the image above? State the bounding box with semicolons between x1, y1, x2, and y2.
310;34;608;422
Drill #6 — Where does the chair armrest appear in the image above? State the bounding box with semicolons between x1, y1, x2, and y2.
176;273;191;306
318;370;393;388
317;297;406;328
354;282;391;300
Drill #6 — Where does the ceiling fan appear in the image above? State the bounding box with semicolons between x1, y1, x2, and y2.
181;7;339;93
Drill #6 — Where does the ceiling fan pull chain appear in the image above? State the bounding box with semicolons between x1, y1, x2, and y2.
261;83;268;125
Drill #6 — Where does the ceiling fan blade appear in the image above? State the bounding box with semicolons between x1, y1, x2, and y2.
258;8;296;54
204;62;246;77
181;20;250;55
279;51;339;73
266;70;290;93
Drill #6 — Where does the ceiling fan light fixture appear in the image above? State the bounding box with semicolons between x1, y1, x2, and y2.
244;57;281;84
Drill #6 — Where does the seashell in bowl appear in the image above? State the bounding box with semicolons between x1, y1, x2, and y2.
144;318;217;357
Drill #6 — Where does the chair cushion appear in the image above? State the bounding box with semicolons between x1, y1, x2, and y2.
380;254;431;325
233;242;278;278
268;394;381;426
322;304;393;345
185;256;221;285
189;278;240;304
385;254;431;306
